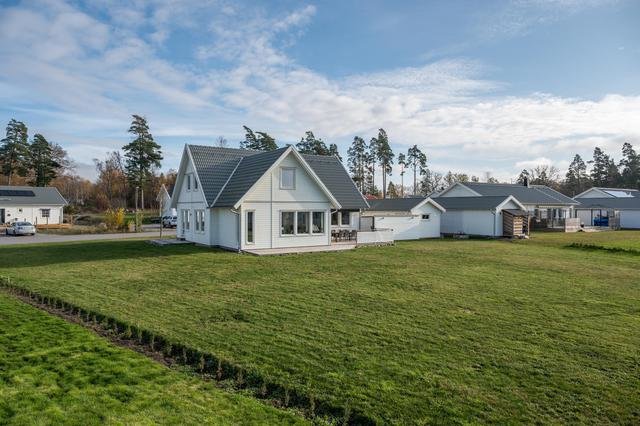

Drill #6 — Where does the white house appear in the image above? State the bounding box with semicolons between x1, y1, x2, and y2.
361;197;445;240
157;184;176;218
170;145;369;252
0;186;67;225
573;187;640;228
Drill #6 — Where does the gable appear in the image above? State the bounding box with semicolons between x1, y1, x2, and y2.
172;153;206;205
439;183;478;197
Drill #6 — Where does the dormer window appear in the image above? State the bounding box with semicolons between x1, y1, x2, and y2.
280;167;296;190
186;174;191;191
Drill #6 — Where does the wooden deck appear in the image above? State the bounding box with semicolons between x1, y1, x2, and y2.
243;241;356;256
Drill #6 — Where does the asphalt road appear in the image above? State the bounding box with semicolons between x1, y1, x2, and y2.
0;229;176;246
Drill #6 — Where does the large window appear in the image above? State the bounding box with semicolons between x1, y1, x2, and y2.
195;210;205;232
281;211;295;235
280;167;296;190
297;212;309;234
246;211;255;243
281;210;325;236
312;211;324;233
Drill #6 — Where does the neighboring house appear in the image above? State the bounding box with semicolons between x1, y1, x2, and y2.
435;195;529;237
361;197;445;240
157;184;176;217
436;182;579;232
573;187;640;228
170;145;369;251
0;186;67;225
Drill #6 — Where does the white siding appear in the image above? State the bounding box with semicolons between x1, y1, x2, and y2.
620;211;640;229
174;157;209;243
369;203;442;240
441;210;498;236
1;206;63;225
239;151;332;250
216;208;239;249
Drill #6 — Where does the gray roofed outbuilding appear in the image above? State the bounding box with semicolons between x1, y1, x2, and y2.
435;196;511;210
460;182;578;206
573;197;640;210
0;186;67;206
366;197;427;212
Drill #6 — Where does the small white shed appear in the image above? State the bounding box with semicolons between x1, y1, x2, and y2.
362;197;445;240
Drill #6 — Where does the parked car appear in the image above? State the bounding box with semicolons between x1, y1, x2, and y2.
162;216;178;228
6;221;37;236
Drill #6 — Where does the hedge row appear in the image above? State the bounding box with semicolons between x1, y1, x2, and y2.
0;276;375;425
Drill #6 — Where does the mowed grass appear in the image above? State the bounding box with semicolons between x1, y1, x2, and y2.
0;293;305;425
1;231;639;423
531;229;640;251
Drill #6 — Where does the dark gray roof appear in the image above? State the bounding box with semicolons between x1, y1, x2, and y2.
460;182;578;206
187;145;368;209
188;145;256;206
574;197;640;210
435;196;512;210
366;197;427;212
0;186;67;206
302;154;369;210
214;147;289;207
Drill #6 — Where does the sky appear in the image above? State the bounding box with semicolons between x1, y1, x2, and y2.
0;0;639;183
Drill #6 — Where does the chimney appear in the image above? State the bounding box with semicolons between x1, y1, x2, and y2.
523;177;529;188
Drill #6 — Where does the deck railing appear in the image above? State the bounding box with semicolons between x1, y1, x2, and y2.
356;228;394;246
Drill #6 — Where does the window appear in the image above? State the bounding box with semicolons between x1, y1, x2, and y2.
331;212;338;226
41;209;51;218
297;212;310;234
281;212;294;235
195;210;205;232
421;214;430;220
186;175;191;191
246;211;254;243
341;211;350;225
194;176;198;190
280;167;296;190
182;209;190;231
312;211;324;234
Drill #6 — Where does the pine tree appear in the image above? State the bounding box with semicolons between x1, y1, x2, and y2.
397;152;406;197
328;143;341;161
296;131;329;155
564;154;590;195
347;136;367;193
589;147;619;187
255;131;277;151
386;181;399;198
240;126;260;150
516;169;530;185
406;145;427;195
374;129;394;198
619;142;640;189
29;134;60;187
366;137;379;196
123;115;162;209
0;119;30;185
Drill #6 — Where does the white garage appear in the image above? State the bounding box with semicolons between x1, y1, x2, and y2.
361;197;445;240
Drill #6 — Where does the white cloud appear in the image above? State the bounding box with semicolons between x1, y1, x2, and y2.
0;0;638;183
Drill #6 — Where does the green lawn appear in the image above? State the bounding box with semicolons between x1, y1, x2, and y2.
1;231;639;423
0;293;305;425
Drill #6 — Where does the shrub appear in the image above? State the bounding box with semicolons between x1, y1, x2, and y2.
104;208;125;231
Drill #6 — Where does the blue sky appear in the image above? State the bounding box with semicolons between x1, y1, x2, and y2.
1;0;639;182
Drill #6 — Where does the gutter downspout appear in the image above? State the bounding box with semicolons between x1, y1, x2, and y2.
492;208;497;237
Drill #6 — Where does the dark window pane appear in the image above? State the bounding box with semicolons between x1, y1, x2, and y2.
297;211;309;234
331;212;338;225
281;212;294;234
341;211;350;225
247;211;254;243
312;211;324;233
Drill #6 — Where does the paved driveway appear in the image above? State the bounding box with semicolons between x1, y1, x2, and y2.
0;229;176;246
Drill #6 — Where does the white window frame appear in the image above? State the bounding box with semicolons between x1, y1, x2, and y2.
246;210;255;244
182;209;191;231
280;167;296;190
41;208;51;218
280;210;326;237
195;209;205;233
312;211;325;234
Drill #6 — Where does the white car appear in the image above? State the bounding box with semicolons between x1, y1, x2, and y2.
162;216;178;228
6;221;37;236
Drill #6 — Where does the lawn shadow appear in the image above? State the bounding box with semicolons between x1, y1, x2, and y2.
0;239;221;269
